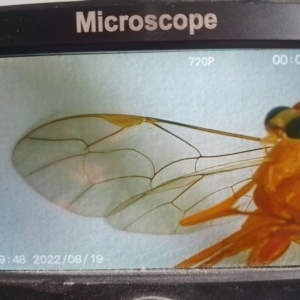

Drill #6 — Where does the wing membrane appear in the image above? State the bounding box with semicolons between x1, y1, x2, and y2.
12;114;264;234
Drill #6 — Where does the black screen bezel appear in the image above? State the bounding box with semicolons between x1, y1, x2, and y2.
2;0;300;55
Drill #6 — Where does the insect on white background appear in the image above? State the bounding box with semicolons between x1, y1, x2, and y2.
1;50;300;269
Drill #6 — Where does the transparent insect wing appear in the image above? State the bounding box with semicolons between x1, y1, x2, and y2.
12;115;263;235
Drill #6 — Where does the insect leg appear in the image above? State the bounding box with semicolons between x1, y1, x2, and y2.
176;212;291;268
180;180;255;226
247;235;291;266
174;231;242;268
199;222;300;267
192;224;287;267
247;221;300;266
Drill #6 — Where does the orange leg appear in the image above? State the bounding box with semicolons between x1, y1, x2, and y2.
177;173;300;268
176;211;296;268
176;181;256;268
202;225;295;268
247;235;291;266
175;230;243;268
180;181;255;226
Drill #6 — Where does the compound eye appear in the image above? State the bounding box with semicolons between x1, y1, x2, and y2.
264;106;289;126
286;116;300;139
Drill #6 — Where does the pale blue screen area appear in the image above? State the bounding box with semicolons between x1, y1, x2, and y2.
1;50;300;270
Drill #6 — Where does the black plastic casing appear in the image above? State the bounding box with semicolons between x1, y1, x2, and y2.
2;0;300;54
1;1;300;299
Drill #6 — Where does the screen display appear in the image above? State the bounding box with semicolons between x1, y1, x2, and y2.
1;49;300;270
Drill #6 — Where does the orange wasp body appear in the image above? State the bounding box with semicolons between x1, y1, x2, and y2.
177;103;300;267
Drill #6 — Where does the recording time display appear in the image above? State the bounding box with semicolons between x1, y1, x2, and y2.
272;54;300;65
0;255;26;264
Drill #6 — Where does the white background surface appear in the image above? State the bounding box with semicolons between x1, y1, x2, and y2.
1;50;300;270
